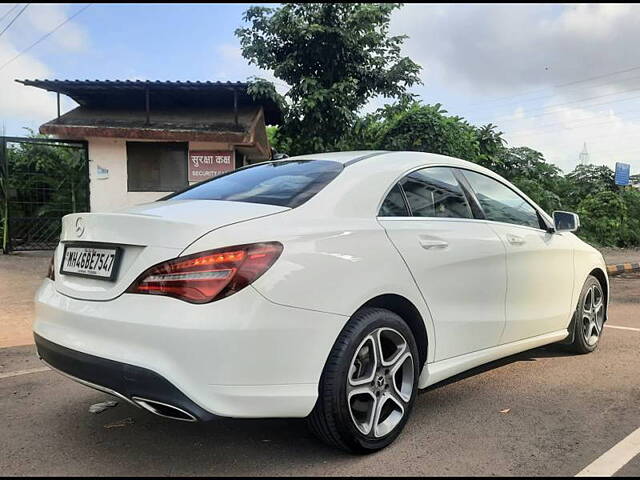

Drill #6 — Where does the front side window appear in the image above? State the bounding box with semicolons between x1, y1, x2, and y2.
169;160;343;208
127;142;188;192
401;167;472;219
462;170;542;229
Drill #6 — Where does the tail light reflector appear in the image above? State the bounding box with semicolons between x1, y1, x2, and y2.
127;242;283;304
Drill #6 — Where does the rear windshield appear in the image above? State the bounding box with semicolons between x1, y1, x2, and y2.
167;160;343;208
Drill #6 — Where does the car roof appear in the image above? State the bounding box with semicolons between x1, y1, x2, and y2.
285;150;388;164
286;150;481;170
283;150;553;224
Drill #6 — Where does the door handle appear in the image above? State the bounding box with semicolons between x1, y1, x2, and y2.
507;234;525;245
419;239;449;250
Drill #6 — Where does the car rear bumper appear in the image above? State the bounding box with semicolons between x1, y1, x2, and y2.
34;280;347;419
35;333;213;421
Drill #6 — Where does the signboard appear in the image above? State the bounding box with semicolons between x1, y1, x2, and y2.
615;162;631;186
188;150;234;182
96;165;109;180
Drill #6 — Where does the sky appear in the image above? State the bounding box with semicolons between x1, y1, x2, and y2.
1;3;640;175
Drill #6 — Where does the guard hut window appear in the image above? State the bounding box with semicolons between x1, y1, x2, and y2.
126;142;188;192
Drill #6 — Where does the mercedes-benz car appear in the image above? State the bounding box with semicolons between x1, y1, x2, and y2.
34;151;608;453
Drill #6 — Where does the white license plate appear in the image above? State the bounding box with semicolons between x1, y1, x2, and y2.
61;245;121;280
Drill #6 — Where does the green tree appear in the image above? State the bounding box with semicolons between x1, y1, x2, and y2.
620;187;640;246
339;93;416;150
563;164;616;210
236;3;421;155
265;125;291;155
475;123;506;165
484;147;565;213
576;190;627;246
350;100;482;161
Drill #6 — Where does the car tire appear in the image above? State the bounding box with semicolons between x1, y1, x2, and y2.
307;307;420;453
567;275;606;354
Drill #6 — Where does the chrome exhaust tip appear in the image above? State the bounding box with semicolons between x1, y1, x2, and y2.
131;397;197;422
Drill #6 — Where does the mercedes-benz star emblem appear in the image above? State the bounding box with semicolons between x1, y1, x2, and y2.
75;217;85;237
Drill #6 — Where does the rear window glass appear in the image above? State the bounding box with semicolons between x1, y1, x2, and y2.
168;160;343;208
379;184;410;216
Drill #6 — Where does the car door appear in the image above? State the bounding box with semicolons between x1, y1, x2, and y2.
378;166;507;361
458;169;575;344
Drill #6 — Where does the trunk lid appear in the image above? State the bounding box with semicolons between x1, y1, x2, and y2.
55;199;288;301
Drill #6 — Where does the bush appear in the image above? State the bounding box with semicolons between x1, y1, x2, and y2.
576;190;628;247
620;188;640;247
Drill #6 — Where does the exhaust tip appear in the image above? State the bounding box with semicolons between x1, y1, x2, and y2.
132;396;197;422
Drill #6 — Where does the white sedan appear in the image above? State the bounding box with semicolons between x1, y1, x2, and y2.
34;151;608;453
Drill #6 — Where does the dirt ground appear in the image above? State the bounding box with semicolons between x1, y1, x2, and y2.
599;247;640;265
0;251;50;348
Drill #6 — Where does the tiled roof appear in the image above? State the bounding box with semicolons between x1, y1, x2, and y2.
17;79;250;88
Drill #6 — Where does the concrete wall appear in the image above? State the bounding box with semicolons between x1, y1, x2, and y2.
87;137;234;212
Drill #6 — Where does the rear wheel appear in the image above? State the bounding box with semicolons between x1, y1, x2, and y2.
307;307;419;453
568;275;606;354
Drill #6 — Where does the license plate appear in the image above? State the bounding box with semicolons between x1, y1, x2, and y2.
60;245;122;281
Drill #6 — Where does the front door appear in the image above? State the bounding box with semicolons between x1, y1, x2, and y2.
378;167;507;361
459;169;575;343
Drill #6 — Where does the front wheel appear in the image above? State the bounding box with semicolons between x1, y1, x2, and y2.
567;275;606;354
307;307;419;453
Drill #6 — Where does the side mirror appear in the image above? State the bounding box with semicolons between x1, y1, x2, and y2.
553;211;580;232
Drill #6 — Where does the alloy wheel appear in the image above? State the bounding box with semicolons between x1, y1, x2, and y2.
346;327;414;438
582;283;604;346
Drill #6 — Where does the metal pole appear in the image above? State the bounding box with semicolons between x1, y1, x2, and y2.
57;92;60;119
233;88;238;127
83;141;90;213
1;137;9;253
145;87;150;125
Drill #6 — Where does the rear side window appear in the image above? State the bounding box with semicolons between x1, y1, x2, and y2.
169;160;343;208
379;184;410;216
401;167;472;219
462;170;542;229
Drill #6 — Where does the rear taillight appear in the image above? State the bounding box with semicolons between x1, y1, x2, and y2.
47;255;55;281
126;242;283;304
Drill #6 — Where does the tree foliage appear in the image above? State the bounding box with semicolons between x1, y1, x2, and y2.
577;190;627;246
562;164;617;209
236;3;421;155
357;101;482;161
487;147;564;213
476;123;506;164
620;188;640;247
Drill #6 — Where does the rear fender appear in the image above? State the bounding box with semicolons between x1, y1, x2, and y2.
182;212;437;363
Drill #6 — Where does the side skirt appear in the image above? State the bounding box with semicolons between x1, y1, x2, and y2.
418;329;569;389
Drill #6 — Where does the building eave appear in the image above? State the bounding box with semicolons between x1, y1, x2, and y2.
39;123;253;144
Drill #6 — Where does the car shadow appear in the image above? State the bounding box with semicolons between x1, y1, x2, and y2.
420;344;573;394
31;343;575;474
45;392;353;475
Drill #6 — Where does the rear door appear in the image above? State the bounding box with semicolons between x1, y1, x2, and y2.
458;169;575;343
378;167;507;361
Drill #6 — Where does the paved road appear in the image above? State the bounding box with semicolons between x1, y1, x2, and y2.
1;275;639;476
